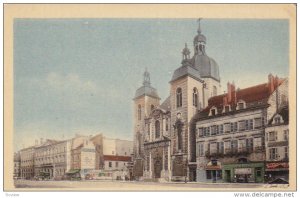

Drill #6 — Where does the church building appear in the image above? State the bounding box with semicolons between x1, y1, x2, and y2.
132;20;221;182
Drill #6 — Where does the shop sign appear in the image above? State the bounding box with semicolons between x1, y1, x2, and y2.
266;162;289;169
234;168;252;174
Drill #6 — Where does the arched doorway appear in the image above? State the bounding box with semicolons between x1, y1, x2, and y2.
154;157;162;178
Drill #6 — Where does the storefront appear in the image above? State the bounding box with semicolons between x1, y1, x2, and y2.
265;162;289;183
205;160;222;183
65;169;81;180
223;162;264;183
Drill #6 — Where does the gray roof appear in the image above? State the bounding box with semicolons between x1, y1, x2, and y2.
191;54;220;81
159;96;171;111
170;64;201;82
134;85;160;100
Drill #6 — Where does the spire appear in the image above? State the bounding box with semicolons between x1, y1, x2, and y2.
197;18;202;34
143;68;151;86
182;43;191;60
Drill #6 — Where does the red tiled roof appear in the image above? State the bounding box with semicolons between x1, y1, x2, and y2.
204;79;284;113
103;155;131;162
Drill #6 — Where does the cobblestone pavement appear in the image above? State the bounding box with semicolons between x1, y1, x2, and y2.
13;180;288;191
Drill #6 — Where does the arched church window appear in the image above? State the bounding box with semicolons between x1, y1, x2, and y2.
138;105;141;120
176;88;182;108
155;120;160;139
165;118;169;131
193;88;198;107
213;86;217;96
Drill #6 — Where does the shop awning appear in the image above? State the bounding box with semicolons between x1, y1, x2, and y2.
66;169;81;174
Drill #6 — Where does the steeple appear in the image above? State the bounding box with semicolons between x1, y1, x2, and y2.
182;43;191;60
194;18;207;55
143;68;151;86
197;18;202;34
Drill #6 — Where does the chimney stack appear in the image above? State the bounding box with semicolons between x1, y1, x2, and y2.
268;74;275;93
227;82;232;102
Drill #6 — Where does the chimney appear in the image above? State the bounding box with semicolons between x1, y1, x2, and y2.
274;75;279;88
231;81;236;104
268;74;275;93
227;82;232;102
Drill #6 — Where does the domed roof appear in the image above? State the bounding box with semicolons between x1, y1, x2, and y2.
194;33;206;44
191;54;220;82
134;69;160;100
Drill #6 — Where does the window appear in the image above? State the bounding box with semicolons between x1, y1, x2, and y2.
219;124;224;134
268;131;278;142
155;120;160;138
254;118;262;128
213;86;217;96
231;140;238;152
239;120;245;131
284;147;289;159
246;138;253;151
138;105;141;120
274;117;281;124
198;128;204;137
211;125;217;136
206;170;212;179
238;102;245;110
203;127;207;137
224;105;230;113
230;123;234;132
269;148;278;160
165;118;169;131
234;122;238;132
224;123;231;133
217;142;224;154
249;119;253;130
206;127;210;136
116;162;118;168
284;130;289;141
109;162;112;168
176;88;182;107
193;88;198;107
199;143;204;156
211;108;216;116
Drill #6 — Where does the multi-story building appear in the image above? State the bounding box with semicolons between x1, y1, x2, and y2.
70;135;96;178
133;19;221;181
19;146;35;179
34;139;69;180
195;75;288;183
264;78;289;182
13;152;21;179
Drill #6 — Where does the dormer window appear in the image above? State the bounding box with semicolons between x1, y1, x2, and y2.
223;105;231;113
209;106;217;116
237;100;246;110
273;114;283;124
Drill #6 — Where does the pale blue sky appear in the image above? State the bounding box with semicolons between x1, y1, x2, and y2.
14;19;289;151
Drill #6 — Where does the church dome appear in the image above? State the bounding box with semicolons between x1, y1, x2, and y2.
191;54;220;82
193;33;206;44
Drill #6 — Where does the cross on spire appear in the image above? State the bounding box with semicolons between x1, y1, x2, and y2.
143;67;151;86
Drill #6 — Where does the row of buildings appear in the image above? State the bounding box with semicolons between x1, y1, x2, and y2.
14;134;133;180
132;20;289;183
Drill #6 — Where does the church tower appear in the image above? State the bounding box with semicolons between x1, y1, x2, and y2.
133;69;160;177
169;19;221;181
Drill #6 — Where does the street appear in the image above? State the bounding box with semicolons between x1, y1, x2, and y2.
13;180;289;191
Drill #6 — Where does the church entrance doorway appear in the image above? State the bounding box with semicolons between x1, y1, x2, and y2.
154;158;162;178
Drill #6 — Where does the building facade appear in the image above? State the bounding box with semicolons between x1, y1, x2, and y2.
19;146;35;179
133;20;221;181
195;75;288;183
13;152;21;179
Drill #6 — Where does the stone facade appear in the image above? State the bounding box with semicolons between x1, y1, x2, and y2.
132;20;220;181
195;76;288;183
